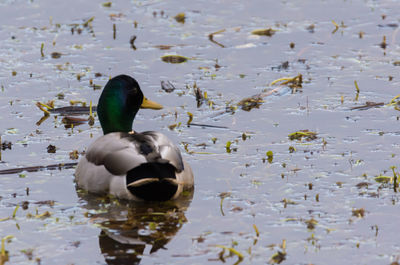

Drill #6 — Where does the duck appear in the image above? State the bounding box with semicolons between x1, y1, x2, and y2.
75;74;194;201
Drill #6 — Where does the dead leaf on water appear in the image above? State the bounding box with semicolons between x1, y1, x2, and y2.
154;45;174;50
270;74;302;89
174;13;185;23
47;144;56;153
51;52;62;59
305;218;318;230
251;28;276;36
350;102;384;110
352;208;365;218
374;175;392;183
269;251;286;264
161;55;188;64
288;130;317;141
238;96;264;111
69;150;79;160
187;112;193;125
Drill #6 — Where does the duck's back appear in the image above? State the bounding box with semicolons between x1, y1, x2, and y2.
75;131;193;200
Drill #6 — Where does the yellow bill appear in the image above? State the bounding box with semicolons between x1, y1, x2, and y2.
141;97;163;110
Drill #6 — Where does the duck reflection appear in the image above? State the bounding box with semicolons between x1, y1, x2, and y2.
77;189;193;265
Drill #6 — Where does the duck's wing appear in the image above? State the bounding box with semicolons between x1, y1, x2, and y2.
140;131;184;172
85;131;184;176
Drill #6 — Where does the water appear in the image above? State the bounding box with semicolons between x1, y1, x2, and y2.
0;0;400;264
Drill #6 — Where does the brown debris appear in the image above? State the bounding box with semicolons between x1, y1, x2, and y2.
47;144;56;153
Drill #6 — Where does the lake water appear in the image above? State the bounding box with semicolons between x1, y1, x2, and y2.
0;0;400;264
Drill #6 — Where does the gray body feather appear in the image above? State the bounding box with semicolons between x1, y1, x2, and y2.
75;131;193;200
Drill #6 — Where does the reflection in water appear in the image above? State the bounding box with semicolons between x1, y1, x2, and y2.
77;189;193;264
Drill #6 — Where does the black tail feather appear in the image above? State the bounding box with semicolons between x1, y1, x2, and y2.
126;163;177;201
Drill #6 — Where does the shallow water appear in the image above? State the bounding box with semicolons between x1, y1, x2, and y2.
1;0;400;264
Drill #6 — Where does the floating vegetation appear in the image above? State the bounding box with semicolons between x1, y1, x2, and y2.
91;84;102;90
174;13;185;23
266;151;273;163
281;198;298;208
3;2;400;263
208;29;226;48
0;235;13;265
181;122;227;129
88;101;95;126
238;95;263;111
380;35;387;49
12;205;19;218
388;94;400;111
251;28;276;37
182;142;214;155
40;43;44;57
109;13;124;20
378;22;399;28
269;251;286;264
354;80;360;101
187;112;193;126
1;140;12;150
306;24;315;33
215;245;244;262
374;167;400;192
69;150;79;160
0;205;19;222
212;75;302;117
331;20;346;34
51;52;62;59
354;80;360;94
62;116;88;128
305;218;318;230
47;144;56;153
332;20;339;33
154;44;174;50
168;123;181;130
288;130;317;141
129;35;137;50
36;101;54;116
161;55;188;64
50;106;96;115
26;210;51;219
352;208;365;218
56;92;65;100
36;99;98;126
269;240;287;264
391;166;398;192
253;224;260;237
350;102;384;111
161;80;175;93
0;162;77;175
225;141;232;153
270;74;302;89
194;83;203;107
272;61;289;71
69;16;95;37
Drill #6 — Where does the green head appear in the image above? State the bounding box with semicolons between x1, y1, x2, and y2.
97;75;162;134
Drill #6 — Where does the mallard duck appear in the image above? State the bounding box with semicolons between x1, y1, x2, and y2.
75;75;194;201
